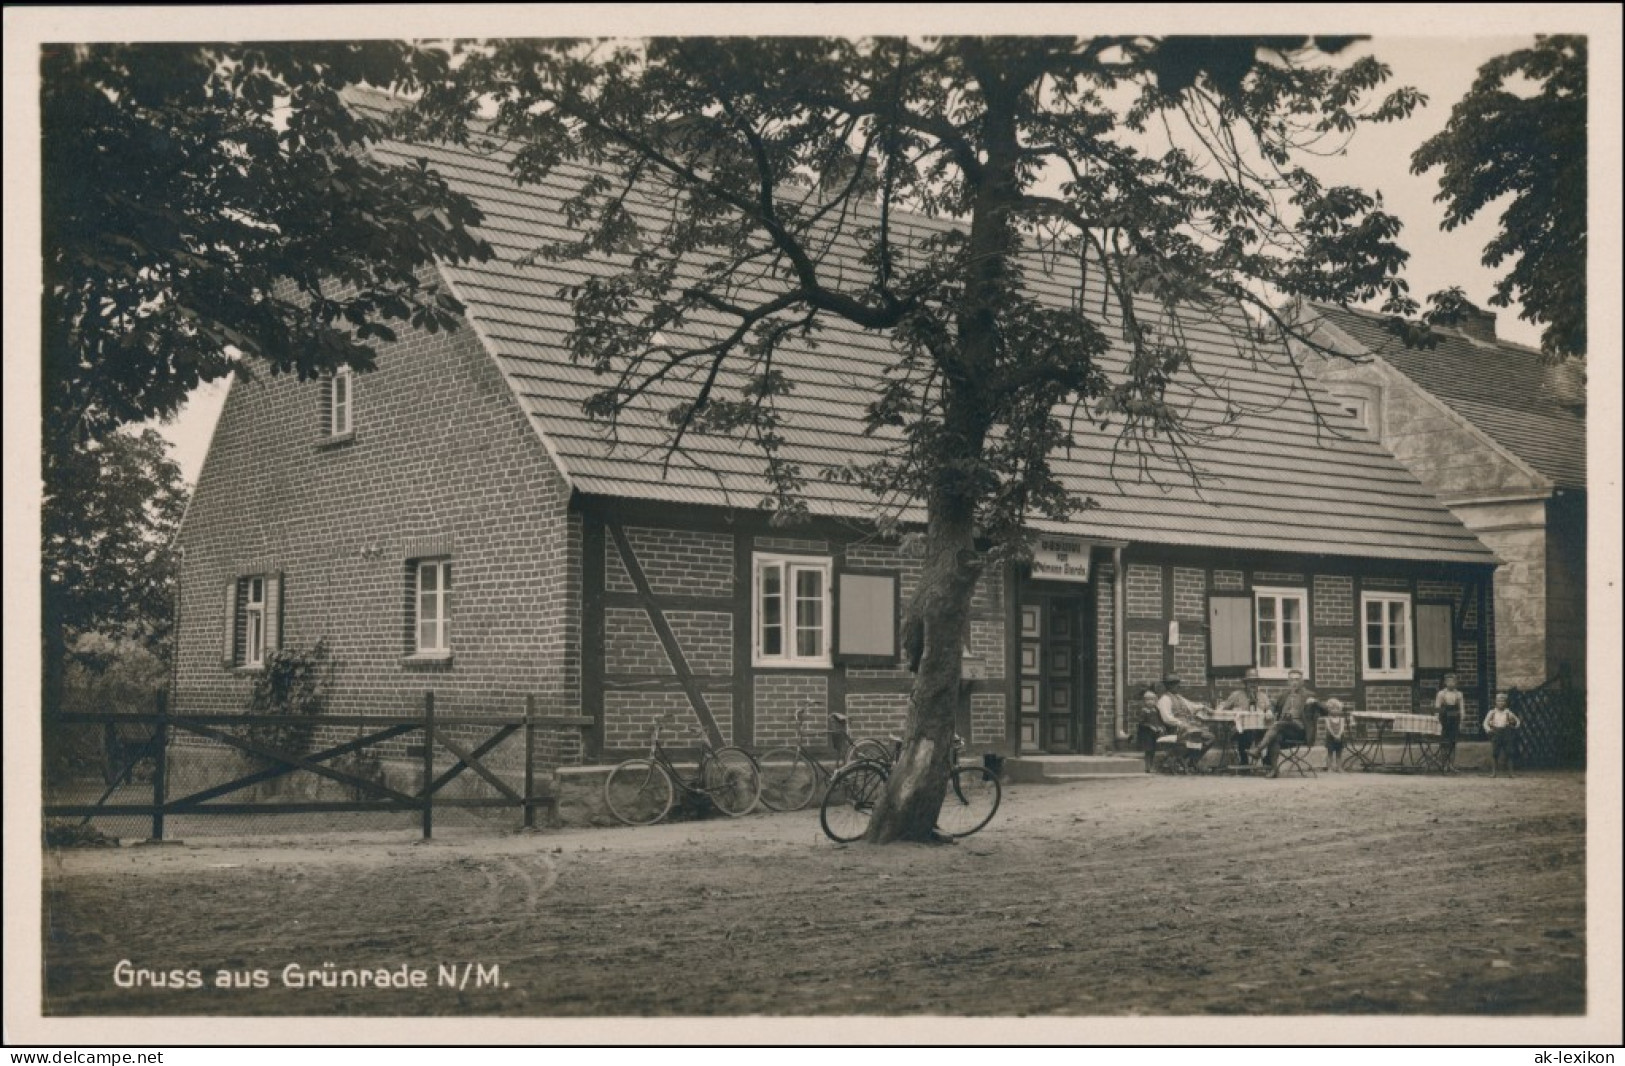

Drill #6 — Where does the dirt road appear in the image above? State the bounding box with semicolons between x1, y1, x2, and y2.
42;770;1586;1016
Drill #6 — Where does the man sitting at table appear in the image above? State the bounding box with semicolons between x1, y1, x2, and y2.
1157;675;1214;769
1250;668;1324;767
1218;666;1273;766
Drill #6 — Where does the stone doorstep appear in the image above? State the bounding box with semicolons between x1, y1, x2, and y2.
1003;754;1146;784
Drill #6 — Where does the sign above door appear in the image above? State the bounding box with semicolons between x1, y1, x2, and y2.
1030;537;1092;583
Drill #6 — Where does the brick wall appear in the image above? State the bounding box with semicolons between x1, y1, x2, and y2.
754;535;829;554
843;692;911;741
1094;561;1117;745
1126;564;1162;619
175;291;580;744
1363;685;1414;714
1172;567;1206;621
604;608;672;675
1127;630;1163;692
607;527;734;597
1313;575;1353;627
971;692;1005;747
1213;569;1245;592
602;690;732;750
666;611;732;675
751;675;827;750
1314;636;1356;690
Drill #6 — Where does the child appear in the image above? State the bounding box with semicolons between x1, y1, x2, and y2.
1482;692;1522;778
1434;672;1464;770
1136;687;1165;773
1320;698;1349;772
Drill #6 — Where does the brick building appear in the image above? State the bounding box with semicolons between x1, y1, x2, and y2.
1294;302;1586;694
173;95;1502;763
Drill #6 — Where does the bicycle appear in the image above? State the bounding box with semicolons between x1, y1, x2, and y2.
756;702;893;812
819;733;1001;843
603;716;762;826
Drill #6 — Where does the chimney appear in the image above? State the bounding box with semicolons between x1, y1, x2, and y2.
1458;304;1498;343
1544;358;1586;412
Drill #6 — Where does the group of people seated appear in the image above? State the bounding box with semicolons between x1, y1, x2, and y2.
1135;668;1523;775
1135;667;1322;773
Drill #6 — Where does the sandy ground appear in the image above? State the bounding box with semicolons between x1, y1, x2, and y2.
41;769;1586;1017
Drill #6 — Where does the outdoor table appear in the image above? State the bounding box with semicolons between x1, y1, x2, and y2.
1197;709;1271;771
1346;711;1444;771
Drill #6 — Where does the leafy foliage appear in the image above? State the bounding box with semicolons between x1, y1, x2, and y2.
42;428;187;710
41;41;495;465
1411;36;1586;357
245;641;334;758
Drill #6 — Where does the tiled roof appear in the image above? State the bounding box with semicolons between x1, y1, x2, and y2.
1305;303;1586;491
355;90;1494;566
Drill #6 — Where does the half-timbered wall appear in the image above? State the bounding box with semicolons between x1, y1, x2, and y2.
581;503;1010;759
1118;547;1494;734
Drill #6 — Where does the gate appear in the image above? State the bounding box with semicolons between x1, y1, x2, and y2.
44;692;593;839
1507;676;1586;769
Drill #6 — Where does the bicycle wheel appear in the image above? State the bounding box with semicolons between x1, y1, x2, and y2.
820;761;888;844
604;759;674;826
850;738;894;770
757;748;820;812
704;746;762;817
936;766;1001;838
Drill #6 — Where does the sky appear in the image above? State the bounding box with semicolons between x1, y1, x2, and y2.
141;31;1553;485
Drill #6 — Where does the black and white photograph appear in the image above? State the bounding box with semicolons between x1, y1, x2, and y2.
5;4;1619;1048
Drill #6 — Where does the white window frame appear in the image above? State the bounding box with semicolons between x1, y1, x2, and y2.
414;559;452;656
242;576;266;668
1253;586;1309;680
752;553;832;668
1362;590;1414;680
330;367;353;437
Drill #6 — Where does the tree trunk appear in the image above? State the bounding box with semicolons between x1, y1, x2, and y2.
863;61;1018;843
865;487;983;843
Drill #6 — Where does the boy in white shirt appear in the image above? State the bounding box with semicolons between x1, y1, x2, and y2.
1483;691;1522;778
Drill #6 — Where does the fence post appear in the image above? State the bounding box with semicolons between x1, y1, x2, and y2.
523;695;536;830
421;690;435;840
151;690;169;841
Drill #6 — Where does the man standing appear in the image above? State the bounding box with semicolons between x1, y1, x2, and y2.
1251;668;1324;767
1219;666;1273;766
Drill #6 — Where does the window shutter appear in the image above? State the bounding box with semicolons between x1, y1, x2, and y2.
222;581;238;666
1416;603;1453;669
264;572;283;654
834;571;899;665
1208;594;1254;669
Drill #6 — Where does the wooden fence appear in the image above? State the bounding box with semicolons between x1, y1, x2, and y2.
44;692;593;840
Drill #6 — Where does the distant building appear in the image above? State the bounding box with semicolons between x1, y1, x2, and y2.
1295;301;1586;694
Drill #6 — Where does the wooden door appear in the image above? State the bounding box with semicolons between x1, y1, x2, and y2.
1017;592;1092;753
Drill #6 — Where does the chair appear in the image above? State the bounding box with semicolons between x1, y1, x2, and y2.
1154;728;1211;774
1268;707;1320;779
